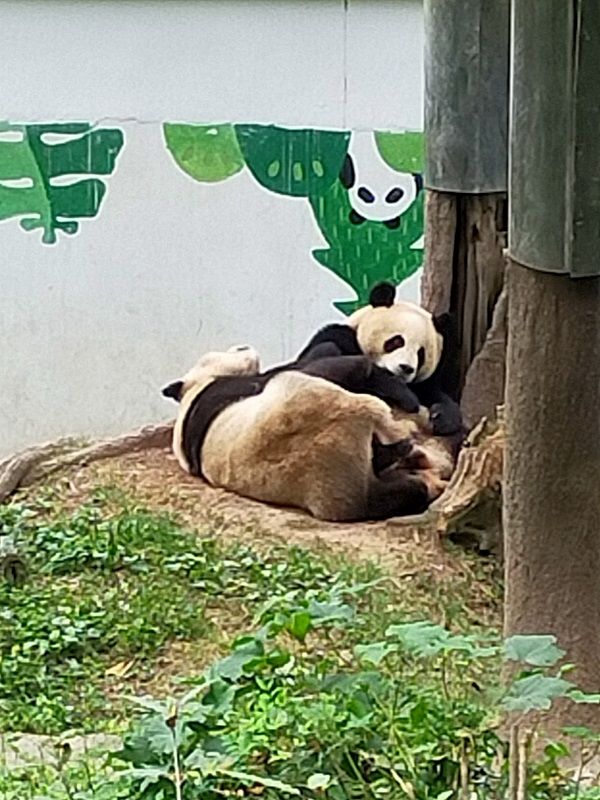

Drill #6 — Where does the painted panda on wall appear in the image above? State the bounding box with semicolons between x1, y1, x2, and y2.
296;282;463;440
162;345;449;522
340;131;423;229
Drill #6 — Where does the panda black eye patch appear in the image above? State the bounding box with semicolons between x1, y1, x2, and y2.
358;186;376;203
385;187;405;203
417;347;425;369
383;335;405;352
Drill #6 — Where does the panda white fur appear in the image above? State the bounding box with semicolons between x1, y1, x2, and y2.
296;282;464;440
162;345;449;522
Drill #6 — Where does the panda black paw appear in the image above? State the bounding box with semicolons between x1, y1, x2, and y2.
366;367;420;413
397;389;421;415
429;402;463;436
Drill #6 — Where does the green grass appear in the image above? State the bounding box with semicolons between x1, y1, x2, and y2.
0;488;391;735
0;487;597;798
4;484;559;799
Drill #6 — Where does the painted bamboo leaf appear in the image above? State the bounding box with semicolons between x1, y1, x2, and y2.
0;122;123;244
234;124;350;197
374;130;424;173
309;178;424;315
164;123;244;183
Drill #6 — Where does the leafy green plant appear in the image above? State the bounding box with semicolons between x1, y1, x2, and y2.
110;616;600;800
0;492;378;734
0;121;123;243
4;490;599;799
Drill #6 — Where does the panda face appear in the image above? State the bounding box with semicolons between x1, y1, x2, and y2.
340;132;423;228
351;303;443;383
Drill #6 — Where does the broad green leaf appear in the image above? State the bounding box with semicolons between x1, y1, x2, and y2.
503;674;573;712
201;679;237;714
212;649;257;681
569;689;600;704
164;123;244;183
127;696;169;716
375;130;424;173
385;621;478;657
235;124;350;197
125;766;170;792
354;641;396;665
434;791;454;800
0;121;123;243
118;717;175;766
504;635;565;667
386;621;449;655
307;600;354;624
307;772;333;791
287;610;312;641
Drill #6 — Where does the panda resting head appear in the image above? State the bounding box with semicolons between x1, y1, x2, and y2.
296;282;463;438
347;284;446;384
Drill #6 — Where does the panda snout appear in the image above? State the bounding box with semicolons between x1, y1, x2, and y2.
399;364;415;378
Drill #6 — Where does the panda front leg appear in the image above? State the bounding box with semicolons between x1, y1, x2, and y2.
295;323;362;362
366;366;420;413
428;393;463;437
414;379;464;437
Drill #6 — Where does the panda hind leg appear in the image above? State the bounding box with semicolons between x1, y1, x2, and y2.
366;472;431;520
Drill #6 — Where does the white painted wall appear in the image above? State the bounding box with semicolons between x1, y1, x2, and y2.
1;0;423;131
0;0;424;457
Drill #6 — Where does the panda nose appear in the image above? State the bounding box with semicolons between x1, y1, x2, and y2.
399;364;415;377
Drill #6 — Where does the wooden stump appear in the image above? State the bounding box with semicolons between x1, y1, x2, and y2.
422;190;507;417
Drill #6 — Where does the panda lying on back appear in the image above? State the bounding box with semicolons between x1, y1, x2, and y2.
163;346;449;522
296;282;463;437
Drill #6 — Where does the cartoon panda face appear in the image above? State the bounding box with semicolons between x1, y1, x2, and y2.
340;132;423;229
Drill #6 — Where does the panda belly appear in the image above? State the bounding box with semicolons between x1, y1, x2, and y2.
200;371;393;520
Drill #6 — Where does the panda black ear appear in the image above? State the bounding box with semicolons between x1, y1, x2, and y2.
413;172;424;194
339;154;356;189
369;282;396;308
162;380;184;402
432;312;452;336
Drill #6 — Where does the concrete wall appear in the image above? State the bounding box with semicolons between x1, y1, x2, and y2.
0;0;424;456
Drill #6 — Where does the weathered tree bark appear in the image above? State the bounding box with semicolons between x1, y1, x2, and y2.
460;284;508;430
421;190;507;413
504;261;600;727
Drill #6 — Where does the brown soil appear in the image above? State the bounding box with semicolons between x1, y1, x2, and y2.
24;445;454;574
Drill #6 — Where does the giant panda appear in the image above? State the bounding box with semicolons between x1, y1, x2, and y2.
296;282;463;441
162;345;449;522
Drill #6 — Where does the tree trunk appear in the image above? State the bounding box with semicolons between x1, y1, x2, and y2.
504;260;600;728
422;190;507;415
460;285;508;430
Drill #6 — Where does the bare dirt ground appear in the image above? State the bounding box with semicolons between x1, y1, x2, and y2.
23;444;458;574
